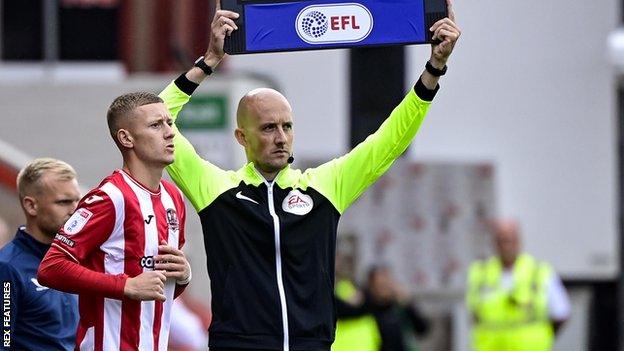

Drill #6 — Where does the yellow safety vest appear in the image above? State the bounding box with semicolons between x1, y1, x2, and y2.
332;280;381;351
466;253;554;351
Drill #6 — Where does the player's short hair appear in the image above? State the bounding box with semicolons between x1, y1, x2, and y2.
17;158;77;200
106;91;163;145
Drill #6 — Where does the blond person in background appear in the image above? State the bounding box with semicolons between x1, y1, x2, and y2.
0;158;80;350
466;219;571;351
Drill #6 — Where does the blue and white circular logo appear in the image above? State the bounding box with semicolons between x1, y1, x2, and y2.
296;4;374;45
300;11;328;38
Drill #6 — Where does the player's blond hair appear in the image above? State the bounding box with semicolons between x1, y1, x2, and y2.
17;158;77;200
106;91;163;147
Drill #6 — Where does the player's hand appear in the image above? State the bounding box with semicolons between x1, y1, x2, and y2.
123;271;167;301
154;240;191;284
205;0;240;63
429;0;461;67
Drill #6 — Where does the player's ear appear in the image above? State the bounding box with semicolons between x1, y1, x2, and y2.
234;128;247;148
117;129;134;149
22;196;37;217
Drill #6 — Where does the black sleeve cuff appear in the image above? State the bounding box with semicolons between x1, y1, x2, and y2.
174;73;200;96
413;78;439;102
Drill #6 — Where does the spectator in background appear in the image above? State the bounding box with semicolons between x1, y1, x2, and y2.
365;264;430;351
466;219;571;351
332;249;381;351
0;158;80;350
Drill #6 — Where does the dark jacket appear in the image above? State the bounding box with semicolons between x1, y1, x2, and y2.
0;228;78;350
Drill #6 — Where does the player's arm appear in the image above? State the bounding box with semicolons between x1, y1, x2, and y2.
159;5;240;212
304;1;460;214
38;250;127;299
0;263;22;341
37;190;166;301
38;251;167;301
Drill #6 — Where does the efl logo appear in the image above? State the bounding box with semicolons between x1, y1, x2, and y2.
296;3;373;44
63;208;93;235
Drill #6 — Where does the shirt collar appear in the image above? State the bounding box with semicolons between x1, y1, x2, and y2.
14;227;51;259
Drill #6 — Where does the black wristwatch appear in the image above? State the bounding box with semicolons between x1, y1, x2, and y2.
194;56;213;76
425;61;447;77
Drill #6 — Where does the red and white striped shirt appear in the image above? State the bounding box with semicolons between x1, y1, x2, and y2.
39;170;187;351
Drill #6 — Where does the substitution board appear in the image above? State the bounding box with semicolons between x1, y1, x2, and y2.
223;0;448;54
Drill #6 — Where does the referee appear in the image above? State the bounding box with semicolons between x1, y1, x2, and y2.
159;0;460;349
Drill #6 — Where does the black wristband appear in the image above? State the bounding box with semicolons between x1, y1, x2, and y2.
174;74;199;96
425;61;447;77
413;78;439;102
194;56;214;76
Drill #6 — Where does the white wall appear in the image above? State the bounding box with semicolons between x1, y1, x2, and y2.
404;0;619;279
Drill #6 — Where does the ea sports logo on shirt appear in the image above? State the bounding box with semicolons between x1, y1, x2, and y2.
282;190;313;215
296;3;373;44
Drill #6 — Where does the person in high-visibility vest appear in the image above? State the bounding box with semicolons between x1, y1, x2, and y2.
365;264;429;351
466;219;571;351
332;278;381;351
332;244;381;351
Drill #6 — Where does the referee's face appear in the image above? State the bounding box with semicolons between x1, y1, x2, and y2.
127;102;176;168
237;89;294;176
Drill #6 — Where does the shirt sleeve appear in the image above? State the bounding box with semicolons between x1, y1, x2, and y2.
547;272;571;321
51;189;116;263
159;79;236;212
304;83;433;214
37;250;127;299
0;262;22;343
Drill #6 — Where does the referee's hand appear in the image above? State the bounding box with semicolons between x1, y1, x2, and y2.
123;271;167;301
206;0;239;63
429;0;460;67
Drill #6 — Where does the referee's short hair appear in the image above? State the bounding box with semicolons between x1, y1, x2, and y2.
17;158;77;201
106;91;163;146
